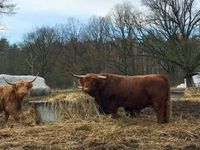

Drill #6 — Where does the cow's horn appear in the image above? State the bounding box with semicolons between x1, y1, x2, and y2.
3;77;16;85
77;85;83;89
97;75;107;79
72;73;86;78
29;73;39;83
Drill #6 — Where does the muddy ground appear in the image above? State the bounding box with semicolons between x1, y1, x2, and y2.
0;91;199;150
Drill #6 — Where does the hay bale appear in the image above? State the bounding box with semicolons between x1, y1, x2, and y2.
30;92;100;123
184;87;200;97
50;92;100;119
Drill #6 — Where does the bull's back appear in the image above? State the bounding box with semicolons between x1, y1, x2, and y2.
139;75;169;97
106;74;169;92
104;74;169;104
126;74;169;98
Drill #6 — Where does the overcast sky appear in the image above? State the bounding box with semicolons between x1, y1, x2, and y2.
1;0;143;44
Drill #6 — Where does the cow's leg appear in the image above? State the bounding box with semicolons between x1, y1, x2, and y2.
133;110;141;117
111;108;119;118
4;111;9;124
125;108;140;117
156;108;165;123
10;112;20;123
107;104;119;118
152;100;165;123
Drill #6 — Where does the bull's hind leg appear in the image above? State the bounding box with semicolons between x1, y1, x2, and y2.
156;108;165;123
152;100;167;123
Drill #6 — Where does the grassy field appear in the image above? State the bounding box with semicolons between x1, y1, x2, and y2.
0;89;199;150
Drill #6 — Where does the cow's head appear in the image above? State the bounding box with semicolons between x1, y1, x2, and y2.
3;74;38;97
72;73;107;95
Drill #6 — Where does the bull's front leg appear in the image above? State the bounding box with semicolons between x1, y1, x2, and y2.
111;110;119;118
4;111;10;124
94;97;104;114
106;102;119;118
10;110;20;123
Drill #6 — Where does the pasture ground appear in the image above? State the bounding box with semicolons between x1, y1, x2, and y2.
0;89;199;150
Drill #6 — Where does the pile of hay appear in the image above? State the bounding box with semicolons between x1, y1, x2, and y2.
184;87;200;97
45;92;100;120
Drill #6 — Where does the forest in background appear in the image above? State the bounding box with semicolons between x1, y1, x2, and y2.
1;0;200;88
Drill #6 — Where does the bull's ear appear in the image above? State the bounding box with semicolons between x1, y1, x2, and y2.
78;78;84;86
12;84;17;90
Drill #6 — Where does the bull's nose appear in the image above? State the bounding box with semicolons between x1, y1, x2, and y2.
21;91;27;96
84;87;88;90
77;85;83;89
83;87;89;91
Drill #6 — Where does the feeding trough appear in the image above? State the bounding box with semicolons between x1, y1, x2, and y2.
28;100;61;124
171;91;184;98
28;92;100;124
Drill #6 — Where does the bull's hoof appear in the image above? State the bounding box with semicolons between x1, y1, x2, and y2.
111;114;120;119
157;120;170;124
126;111;140;118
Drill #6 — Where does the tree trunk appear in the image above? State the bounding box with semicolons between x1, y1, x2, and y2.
185;76;193;87
184;72;199;87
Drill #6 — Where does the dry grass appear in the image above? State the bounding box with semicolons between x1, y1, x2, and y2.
172;87;200;102
47;92;100;120
184;87;200;102
0;90;199;150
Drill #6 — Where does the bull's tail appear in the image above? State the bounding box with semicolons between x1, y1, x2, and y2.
162;76;172;123
165;86;172;123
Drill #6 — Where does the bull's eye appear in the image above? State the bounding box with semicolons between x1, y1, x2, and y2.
85;77;93;82
19;83;24;86
28;84;33;88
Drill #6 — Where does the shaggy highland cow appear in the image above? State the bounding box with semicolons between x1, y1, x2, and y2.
0;75;38;123
73;73;171;123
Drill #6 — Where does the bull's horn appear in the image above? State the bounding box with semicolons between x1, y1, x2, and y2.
77;85;83;89
71;73;86;78
3;77;16;85
97;75;107;79
29;72;39;83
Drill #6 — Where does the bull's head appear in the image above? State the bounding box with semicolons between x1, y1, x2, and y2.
3;73;38;97
72;73;107;95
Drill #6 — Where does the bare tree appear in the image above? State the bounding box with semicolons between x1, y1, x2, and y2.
81;16;112;72
20;42;37;75
136;0;200;87
57;18;85;73
108;2;140;75
0;0;15;30
22;27;61;77
0;0;15;15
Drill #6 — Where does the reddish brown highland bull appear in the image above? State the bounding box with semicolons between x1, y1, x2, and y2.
73;73;171;123
0;75;38;123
